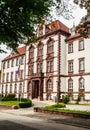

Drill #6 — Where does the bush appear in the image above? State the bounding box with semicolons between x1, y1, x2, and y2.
42;103;66;111
1;94;16;101
19;99;32;108
76;94;84;104
62;95;69;104
52;103;66;108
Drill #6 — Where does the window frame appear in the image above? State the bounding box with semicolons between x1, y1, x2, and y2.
68;60;73;73
68;43;73;53
79;40;84;51
79;77;85;89
79;58;85;72
68;78;73;90
47;60;53;73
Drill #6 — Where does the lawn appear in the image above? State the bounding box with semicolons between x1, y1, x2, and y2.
0;101;22;106
41;104;90;115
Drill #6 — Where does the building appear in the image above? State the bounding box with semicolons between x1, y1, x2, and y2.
0;46;26;98
0;20;90;102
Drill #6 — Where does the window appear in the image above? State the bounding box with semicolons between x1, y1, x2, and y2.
79;78;85;89
29;64;34;75
68;60;73;73
2;85;4;94
10;84;12;93
29;46;34;59
37;63;43;73
79;58;85;71
11;59;14;67
68;79;73;89
19;83;22;93
16;58;18;66
21;56;24;65
68;43;73;53
47;40;54;54
7;60;10;68
20;70;23;79
3;73;5;82
47;60;53;72
11;72;13;81
38;43;43;56
5;84;8;94
28;82;32;91
79;40;84;51
6;73;9;82
47;79;52;90
14;84;17;93
15;72;18;81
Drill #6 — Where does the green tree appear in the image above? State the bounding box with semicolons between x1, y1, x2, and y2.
74;0;90;38
0;0;73;52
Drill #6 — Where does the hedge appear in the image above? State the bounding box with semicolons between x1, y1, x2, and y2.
19;100;32;108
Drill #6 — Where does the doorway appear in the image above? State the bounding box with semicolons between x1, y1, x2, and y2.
32;80;39;99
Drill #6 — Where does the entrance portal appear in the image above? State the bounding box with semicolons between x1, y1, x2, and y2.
32;80;39;99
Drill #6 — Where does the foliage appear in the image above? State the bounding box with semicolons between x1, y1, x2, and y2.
74;0;90;38
0;0;74;52
76;94;84;104
19;99;32;108
1;94;16;101
42;103;66;110
62;95;69;104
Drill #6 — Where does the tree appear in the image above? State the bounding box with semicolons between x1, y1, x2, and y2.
0;0;73;52
74;0;90;38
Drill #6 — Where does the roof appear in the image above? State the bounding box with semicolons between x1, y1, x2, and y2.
47;20;70;34
66;33;81;42
3;46;26;61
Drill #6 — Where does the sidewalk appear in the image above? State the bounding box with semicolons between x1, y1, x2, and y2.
1;100;90;129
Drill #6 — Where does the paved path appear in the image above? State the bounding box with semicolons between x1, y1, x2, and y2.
0;100;90;129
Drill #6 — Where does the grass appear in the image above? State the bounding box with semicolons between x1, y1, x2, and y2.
41;103;90;115
0;101;22;106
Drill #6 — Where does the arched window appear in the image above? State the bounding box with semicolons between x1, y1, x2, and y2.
47;39;54;54
79;77;85;89
47;79;52;90
68;78;73;89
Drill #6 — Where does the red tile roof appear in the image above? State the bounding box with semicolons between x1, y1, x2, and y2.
3;46;26;61
47;20;70;34
66;33;81;41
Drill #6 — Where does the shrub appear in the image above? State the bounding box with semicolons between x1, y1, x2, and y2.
19;99;32;108
52;103;66;108
1;94;16;101
62;95;69;104
76;94;84;104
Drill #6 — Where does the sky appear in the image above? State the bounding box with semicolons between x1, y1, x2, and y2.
0;1;87;69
